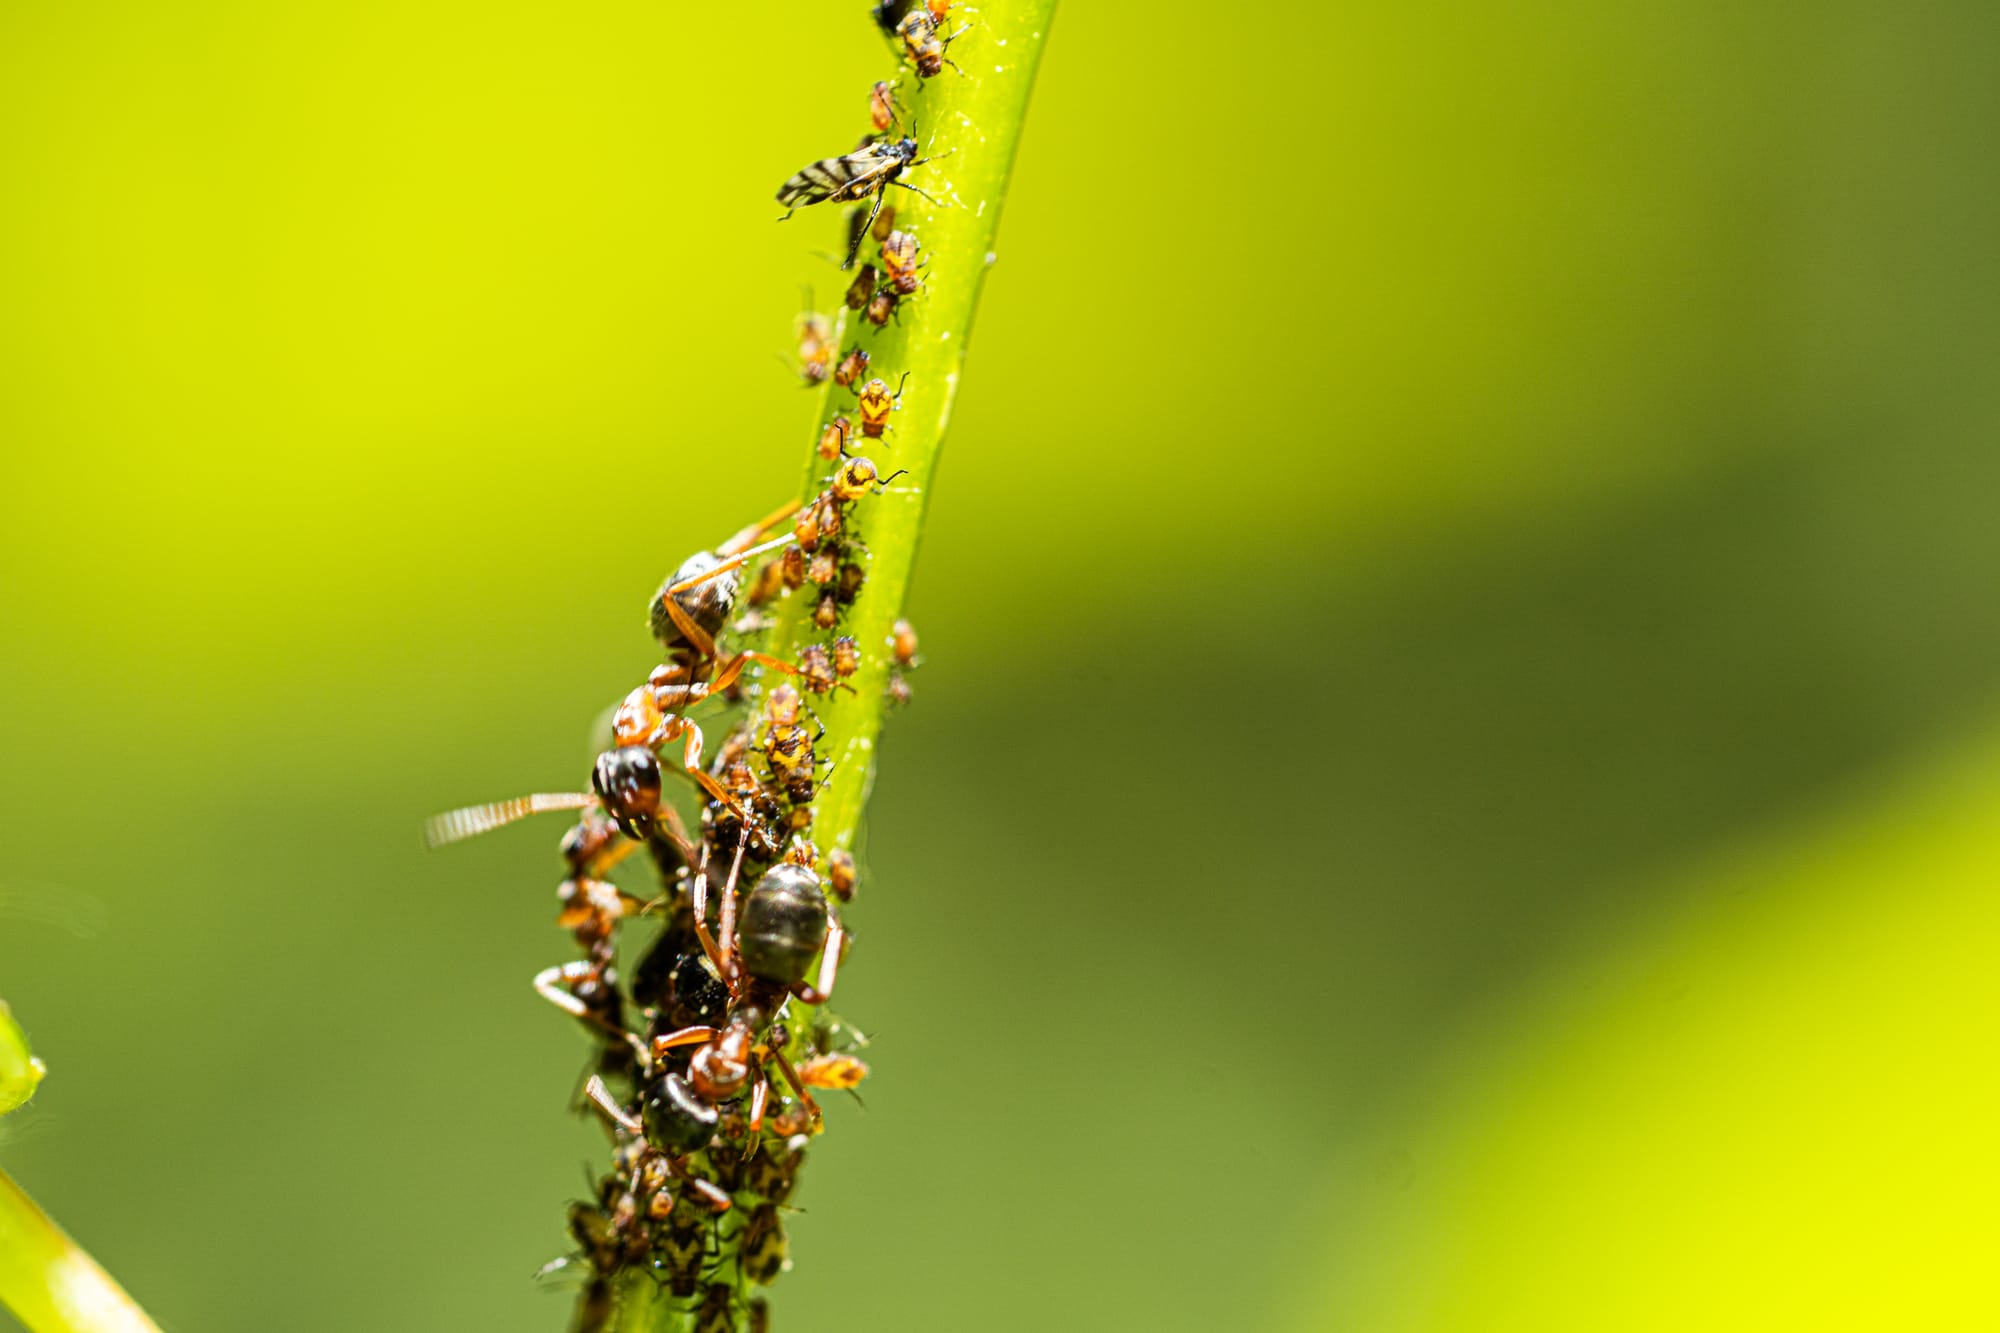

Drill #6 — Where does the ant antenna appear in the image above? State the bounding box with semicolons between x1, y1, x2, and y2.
425;792;596;848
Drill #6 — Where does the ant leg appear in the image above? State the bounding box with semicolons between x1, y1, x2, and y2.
584;1075;645;1137
536;962;648;1060
689;841;731;982
657;594;719;660
649;681;717;716
707;650;802;697
665;534;797;602
719;499;806;556
716;821;753;984
654;716;748;815
651;1025;718;1058
653;801;699;869
792;908;845;1006
747;1069;770;1133
534;962;599;1022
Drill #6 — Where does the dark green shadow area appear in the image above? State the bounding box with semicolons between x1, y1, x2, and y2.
778;424;2000;1332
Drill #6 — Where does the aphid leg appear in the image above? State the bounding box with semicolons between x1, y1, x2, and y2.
584;1075;645;1137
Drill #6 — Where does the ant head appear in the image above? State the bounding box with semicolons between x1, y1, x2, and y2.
689;1033;752;1101
592;745;662;840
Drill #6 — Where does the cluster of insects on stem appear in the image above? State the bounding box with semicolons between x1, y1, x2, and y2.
778;0;968;269
427;7;963;1330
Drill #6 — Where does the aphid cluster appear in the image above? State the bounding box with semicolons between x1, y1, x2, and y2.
433;468;893;1327
777;3;965;268
427;12;971;1327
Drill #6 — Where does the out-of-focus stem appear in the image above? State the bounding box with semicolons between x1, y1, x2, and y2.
0;1003;164;1333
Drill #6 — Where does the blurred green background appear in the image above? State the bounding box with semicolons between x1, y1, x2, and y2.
3;1;1997;1329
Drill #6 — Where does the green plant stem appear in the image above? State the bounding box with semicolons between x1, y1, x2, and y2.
774;0;1058;860
611;4;1054;1329
0;1004;163;1333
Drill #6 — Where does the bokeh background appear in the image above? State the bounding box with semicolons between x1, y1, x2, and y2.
3;1;1997;1329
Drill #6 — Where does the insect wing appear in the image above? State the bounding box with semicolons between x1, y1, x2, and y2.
777;144;899;208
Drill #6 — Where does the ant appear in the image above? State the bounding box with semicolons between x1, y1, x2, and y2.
579;1059;733;1216
645;836;849;1134
426;505;810;849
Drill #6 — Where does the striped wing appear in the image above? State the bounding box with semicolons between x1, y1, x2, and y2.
776;145;899;207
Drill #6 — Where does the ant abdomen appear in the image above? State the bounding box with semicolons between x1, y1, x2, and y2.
650;550;739;651
735;864;829;986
